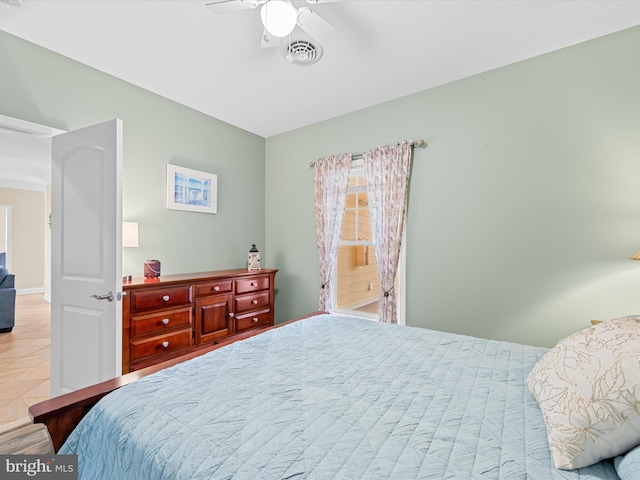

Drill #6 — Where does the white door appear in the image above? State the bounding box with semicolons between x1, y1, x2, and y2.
51;119;123;397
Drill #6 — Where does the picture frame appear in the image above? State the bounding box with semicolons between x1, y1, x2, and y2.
167;164;217;214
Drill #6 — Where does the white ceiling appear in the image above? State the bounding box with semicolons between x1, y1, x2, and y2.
1;0;640;141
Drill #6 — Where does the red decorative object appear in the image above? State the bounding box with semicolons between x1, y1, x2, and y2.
144;260;161;278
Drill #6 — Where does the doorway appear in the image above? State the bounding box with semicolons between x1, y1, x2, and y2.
0;114;125;401
0;114;64;298
0;114;61;415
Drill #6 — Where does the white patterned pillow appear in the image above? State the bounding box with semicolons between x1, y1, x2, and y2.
527;317;640;470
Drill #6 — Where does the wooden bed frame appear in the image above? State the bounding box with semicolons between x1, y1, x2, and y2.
29;312;323;452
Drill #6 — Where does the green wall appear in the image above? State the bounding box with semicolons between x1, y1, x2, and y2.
3;26;640;348
0;30;265;278
265;26;640;347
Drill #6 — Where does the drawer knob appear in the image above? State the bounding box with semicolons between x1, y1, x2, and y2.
162;295;170;302
229;312;235;318
162;318;170;325
250;282;257;287
251;299;258;305
214;286;220;291
162;341;169;348
252;317;259;323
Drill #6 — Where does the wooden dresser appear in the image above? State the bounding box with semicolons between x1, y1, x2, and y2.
122;269;277;373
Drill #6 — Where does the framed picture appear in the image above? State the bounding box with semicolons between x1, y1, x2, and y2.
167;164;217;214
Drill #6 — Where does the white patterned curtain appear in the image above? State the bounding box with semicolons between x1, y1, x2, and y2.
363;141;412;324
314;153;352;312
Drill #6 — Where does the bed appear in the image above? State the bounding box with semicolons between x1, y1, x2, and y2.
31;313;640;479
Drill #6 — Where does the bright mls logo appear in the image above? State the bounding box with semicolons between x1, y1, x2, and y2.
0;455;77;479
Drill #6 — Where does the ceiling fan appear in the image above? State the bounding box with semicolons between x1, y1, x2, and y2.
205;0;338;65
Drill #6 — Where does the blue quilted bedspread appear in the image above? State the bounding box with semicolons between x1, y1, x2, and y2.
60;314;619;479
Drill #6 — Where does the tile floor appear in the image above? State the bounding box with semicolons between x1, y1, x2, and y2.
0;294;51;427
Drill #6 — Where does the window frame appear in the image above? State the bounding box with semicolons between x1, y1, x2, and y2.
332;160;406;326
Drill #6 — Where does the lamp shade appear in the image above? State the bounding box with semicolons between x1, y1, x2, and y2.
123;222;139;248
260;1;297;37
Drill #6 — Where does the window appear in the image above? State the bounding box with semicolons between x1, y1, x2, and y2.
333;161;406;324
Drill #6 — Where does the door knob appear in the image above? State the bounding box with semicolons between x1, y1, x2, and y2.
90;290;114;302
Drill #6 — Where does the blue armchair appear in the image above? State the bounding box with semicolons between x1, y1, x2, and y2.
0;266;16;333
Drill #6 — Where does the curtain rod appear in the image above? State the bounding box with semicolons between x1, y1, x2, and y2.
308;139;427;168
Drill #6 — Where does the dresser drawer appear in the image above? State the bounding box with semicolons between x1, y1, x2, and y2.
235;275;270;295
130;307;192;337
130;286;193;313
194;280;232;297
235;309;271;333
130;329;192;362
235;291;270;313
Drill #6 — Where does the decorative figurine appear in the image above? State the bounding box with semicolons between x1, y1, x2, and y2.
248;244;261;271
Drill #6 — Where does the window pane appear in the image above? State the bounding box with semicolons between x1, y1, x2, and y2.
345;192;357;209
341;210;356;241
349;174;366;188
358;208;372;240
336;245;379;314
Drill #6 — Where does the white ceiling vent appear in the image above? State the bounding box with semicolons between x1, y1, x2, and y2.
281;39;323;66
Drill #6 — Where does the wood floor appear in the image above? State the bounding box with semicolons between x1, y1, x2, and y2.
0;294;50;428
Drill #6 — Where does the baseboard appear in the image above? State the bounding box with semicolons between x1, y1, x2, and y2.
16;287;45;296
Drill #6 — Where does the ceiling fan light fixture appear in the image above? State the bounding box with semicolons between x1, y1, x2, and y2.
260;1;298;38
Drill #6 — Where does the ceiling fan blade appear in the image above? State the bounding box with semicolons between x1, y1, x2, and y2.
1;0;23;6
297;7;336;43
304;0;341;4
260;29;280;49
205;0;262;14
